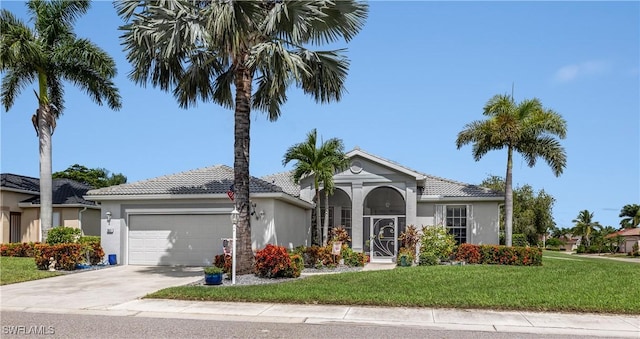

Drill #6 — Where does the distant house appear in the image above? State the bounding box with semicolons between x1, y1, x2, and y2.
558;234;581;251
0;174;100;243
605;228;640;253
85;148;503;266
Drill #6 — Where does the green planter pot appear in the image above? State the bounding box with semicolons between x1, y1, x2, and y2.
204;273;223;285
399;255;413;267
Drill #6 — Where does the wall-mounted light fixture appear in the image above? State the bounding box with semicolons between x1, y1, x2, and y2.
250;201;259;219
259;210;265;220
106;211;112;225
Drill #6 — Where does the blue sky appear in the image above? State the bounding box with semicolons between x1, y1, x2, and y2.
1;1;638;229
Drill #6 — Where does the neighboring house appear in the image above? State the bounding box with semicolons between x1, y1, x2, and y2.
605;228;640;253
85;148;503;266
0;174;101;243
557;234;581;252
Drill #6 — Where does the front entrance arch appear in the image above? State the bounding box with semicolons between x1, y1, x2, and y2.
363;187;406;262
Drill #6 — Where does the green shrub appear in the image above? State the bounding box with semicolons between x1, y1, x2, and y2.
419;225;456;261
512;234;529;247
418;252;438;266
287;253;304;278
254;244;297;278
341;246;367;267
79;236;100;244
46;227;81;245
0;242;39;257
545;238;564;249
397;249;414;267
34;243;84;270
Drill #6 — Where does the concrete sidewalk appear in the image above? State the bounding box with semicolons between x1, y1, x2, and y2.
1;263;638;337
4;299;638;338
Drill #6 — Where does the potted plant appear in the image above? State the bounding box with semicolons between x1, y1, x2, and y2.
203;266;224;285
397;248;414;267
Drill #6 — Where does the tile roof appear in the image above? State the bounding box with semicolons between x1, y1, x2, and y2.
606;228;640;238
1;173;40;193
86;165;284;196
261;171;300;198
1;173;96;206
23;179;96;206
420;174;503;198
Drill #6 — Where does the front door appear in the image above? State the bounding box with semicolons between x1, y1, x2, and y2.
370;217;397;262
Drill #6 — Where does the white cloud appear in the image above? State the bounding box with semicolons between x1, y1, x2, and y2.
553;60;611;83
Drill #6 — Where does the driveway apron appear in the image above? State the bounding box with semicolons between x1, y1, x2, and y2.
0;266;201;311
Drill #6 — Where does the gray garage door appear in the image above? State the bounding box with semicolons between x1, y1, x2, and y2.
128;214;230;266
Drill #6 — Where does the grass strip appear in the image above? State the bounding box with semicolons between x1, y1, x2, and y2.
0;256;62;285
147;251;640;314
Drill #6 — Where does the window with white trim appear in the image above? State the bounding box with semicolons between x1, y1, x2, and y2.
435;204;470;245
446;205;467;245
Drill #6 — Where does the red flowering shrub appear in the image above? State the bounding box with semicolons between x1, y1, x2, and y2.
0;242;39;257
213;254;233;275
34;243;84;270
86;242;104;265
455;243;480;264
254;244;299;278
456;244;542;266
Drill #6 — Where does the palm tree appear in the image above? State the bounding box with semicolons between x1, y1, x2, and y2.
116;1;367;273
283;129;348;246
1;0;121;240
456;94;567;246
619;204;640;229
571;210;601;248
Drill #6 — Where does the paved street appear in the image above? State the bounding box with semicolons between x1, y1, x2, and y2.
0;311;604;339
1;265;638;338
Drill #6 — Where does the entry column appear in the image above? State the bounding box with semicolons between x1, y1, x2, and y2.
351;182;363;251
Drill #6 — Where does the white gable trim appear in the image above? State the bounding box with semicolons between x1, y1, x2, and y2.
346;149;426;180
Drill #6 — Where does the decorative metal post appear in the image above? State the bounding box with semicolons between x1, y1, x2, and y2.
230;206;239;285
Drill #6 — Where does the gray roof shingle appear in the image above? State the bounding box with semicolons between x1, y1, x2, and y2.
420;174;502;198
86;165;284;196
1;173;97;206
261;171;300;198
1;173;40;193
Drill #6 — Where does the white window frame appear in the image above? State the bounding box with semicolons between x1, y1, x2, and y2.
435;204;473;244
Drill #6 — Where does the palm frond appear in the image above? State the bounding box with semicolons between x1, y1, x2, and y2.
174;49;225;109
296;49;349;103
1;67;37;111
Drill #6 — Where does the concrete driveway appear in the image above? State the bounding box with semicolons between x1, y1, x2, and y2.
0;266;202;312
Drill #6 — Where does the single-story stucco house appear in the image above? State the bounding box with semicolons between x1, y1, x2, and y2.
605;227;640;253
1;173;100;243
85;148;503;266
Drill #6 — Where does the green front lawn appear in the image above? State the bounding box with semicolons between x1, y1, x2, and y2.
148;251;640;314
0;256;62;285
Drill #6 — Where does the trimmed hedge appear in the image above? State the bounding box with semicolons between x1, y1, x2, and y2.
456;244;542;266
33;242;105;270
34;243;84;270
0;242;39;257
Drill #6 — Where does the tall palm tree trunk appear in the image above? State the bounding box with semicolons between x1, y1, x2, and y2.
233;65;253;274
323;190;329;246
38;103;53;242
504;145;514;247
